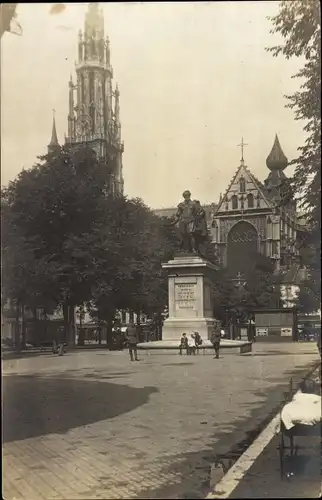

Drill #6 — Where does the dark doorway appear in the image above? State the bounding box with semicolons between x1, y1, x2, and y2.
227;221;258;275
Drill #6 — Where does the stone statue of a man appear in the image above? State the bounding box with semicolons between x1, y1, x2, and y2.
172;190;198;253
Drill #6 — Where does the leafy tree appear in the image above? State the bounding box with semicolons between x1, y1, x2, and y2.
2;146;118;344
267;0;321;300
2;147;179;346
88;206;179;335
2;195;59;348
213;254;283;325
294;281;321;314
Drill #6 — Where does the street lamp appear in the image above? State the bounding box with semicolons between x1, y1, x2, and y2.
231;272;248;340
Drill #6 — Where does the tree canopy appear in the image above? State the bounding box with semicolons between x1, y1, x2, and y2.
267;0;321;300
213;254;283;324
1;146;178;344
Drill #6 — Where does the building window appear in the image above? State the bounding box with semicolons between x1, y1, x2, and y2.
239;177;246;193
247;193;254;208
231;195;238;210
256;193;261;207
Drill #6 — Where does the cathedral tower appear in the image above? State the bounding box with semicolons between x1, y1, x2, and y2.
65;2;124;194
264;134;288;202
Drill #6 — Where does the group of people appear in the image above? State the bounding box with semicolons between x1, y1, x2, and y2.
179;332;203;355
124;320;226;361
179;322;224;359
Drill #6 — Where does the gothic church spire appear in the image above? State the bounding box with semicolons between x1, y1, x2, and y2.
48;110;60;154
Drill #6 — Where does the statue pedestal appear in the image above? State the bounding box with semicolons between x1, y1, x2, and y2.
161;255;218;342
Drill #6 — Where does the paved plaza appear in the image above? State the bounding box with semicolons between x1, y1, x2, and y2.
2;343;320;499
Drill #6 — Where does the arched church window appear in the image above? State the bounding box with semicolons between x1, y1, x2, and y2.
80;74;85;104
89;102;95;132
91;38;96;57
247;193;254;208
212;219;218;243
256;193;261;207
231;195;238;210
89;71;95;103
239;177;246;193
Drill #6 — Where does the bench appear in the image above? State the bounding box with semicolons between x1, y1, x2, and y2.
199;342;252;355
137;339;252;355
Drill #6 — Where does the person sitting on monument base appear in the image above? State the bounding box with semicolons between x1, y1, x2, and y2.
188;333;196;355
193;331;203;354
179;333;188;355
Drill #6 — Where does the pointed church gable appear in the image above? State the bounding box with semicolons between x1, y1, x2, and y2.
215;164;272;214
245;167;272;209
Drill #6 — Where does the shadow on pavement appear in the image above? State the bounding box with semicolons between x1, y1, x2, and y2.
2;345;112;361
163;363;195;367
230;434;321;499
135;361;319;500
250;352;319;357
2;374;158;443
1;350;55;361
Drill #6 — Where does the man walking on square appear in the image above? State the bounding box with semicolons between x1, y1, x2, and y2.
126;322;140;361
211;321;221;359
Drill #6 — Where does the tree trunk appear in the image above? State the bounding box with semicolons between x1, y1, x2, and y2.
68;304;76;346
14;299;21;351
21;300;26;348
102;325;108;346
78;310;84;346
63;303;70;344
105;310;116;349
106;320;113;348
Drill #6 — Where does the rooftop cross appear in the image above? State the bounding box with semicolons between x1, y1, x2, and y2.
238;137;248;163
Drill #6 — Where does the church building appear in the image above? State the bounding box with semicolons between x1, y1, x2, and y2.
211;135;305;282
48;2;124;195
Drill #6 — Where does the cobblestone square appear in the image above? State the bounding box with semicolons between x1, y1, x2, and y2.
2;343;319;499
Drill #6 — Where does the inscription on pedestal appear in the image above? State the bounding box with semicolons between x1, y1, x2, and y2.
175;283;196;310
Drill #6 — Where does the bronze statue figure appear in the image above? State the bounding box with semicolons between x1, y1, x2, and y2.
193;200;208;254
171;191;208;254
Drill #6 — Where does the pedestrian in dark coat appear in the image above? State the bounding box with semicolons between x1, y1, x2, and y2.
211;322;221;359
126;323;140;361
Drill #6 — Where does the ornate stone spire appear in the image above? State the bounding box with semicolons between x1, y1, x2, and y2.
48;110;60;154
84;2;104;41
266;134;288;171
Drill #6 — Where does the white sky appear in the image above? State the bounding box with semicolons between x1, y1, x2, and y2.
1;2;305;208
